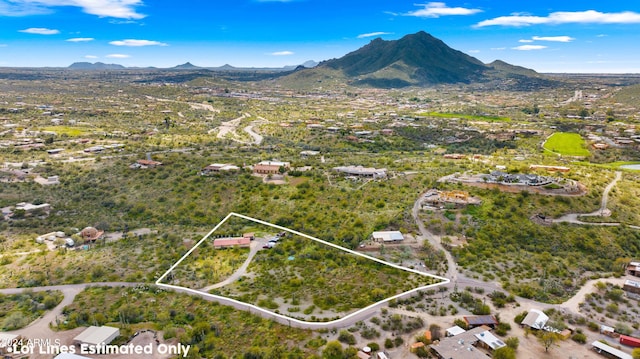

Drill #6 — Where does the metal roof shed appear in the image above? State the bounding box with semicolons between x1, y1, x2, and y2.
521;309;549;330
592;341;632;359
463;315;498;328
73;326;120;346
54;353;92;359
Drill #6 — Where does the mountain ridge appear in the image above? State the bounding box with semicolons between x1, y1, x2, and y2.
284;31;546;88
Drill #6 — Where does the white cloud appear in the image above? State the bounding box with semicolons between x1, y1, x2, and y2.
0;0;145;19
476;10;640;27
518;39;534;43
270;51;294;56
109;39;168;47
66;37;94;42
84;55;98;59
490;47;506;50
0;44;7;47
106;53;130;58
357;32;392;39
532;36;574;42
19;27;59;35
406;2;482;18
468;49;480;53
512;45;547;51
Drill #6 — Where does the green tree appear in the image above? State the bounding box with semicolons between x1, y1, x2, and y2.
539;332;559;352
505;337;519;350
2;312;27;330
493;346;516;359
338;330;356;345
578;107;590;119
322;341;343;359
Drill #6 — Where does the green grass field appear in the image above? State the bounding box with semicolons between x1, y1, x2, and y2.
41;126;92;137
544;132;590;156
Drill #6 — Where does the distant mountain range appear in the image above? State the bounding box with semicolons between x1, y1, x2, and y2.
68;62;127;70
66;32;553;89
283;31;551;89
67;60;319;72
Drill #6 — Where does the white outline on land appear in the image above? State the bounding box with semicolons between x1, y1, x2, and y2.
156;212;449;329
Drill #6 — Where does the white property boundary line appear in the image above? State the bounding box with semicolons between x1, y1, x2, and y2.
156;212;450;329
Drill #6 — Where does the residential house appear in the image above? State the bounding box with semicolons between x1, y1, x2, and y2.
201;163;239;175
443;154;466;159
430;325;500;359
131;159;163;169
213;236;251;249
84;145;105;153
80;227;105;243
34;175;60;185
371;231;404;242
333;166;387;179
13;202;51;218
253;161;290;175
474;330;506;352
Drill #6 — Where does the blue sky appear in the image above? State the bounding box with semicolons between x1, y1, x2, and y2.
1;1;640;72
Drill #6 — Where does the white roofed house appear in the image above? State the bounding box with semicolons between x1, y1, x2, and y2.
333;165;387;179
371;231;404;242
201;163;240;175
474;330;506;352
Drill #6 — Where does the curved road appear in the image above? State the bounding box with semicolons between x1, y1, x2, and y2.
0;282;141;339
199;237;268;292
553;171;622;225
412;192;457;281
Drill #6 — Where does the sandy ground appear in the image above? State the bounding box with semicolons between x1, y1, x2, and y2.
212;113;249;139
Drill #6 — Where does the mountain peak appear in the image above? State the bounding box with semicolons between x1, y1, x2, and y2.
173;62;200;69
320;30;486;87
